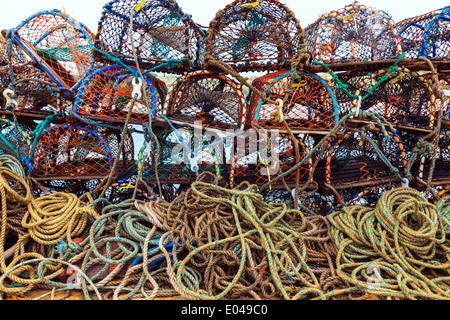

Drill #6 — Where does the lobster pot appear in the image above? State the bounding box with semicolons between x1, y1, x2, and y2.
397;6;450;60
15;9;95;88
74;65;167;123
141;126;226;184
248;70;339;131
205;0;303;73
0;34;28;65
0;64;68;114
231;132;311;187
30;124;114;178
304;2;402;64
164;71;247;131
331;67;438;131
324;127;408;207
95;0;205;72
0;117;34;159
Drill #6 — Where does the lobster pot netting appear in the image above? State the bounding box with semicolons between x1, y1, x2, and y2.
74;65;167;123
231;132;311;187
0;64;67;113
15;9;95;89
397;6;450;60
248;71;339;131
0;117;34;159
332;67;438;130
324;127;408;207
30;124;113;178
164;71;246;131
304;1;402;64
141;127;226;184
0;34;28;65
205;0;303;72
95;0;205;72
33;179;101;198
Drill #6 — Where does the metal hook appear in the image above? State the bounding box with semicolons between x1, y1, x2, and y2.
132;77;143;100
355;95;362;118
2;88;18;109
401;178;409;188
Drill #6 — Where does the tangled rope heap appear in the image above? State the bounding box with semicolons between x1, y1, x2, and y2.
140;172;362;300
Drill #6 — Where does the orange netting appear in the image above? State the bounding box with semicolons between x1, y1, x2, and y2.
30;124;114;178
14;9;95;89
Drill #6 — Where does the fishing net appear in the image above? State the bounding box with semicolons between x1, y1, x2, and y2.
304;1;402;64
0;117;34;160
397;6;450;60
0;64;66;114
74;65;167;123
248;70;339;131
205;0;303;72
95;0;205;72
14;9;95;89
163;70;247;131
231;132;311;187
324;127;408;207
30;124;114;178
141;126;226;184
331;66;438;131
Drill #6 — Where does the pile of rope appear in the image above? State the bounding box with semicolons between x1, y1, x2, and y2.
329;187;450;299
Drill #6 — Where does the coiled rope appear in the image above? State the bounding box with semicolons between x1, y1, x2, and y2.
328;187;450;300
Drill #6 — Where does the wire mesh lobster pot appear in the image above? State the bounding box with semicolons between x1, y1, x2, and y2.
397;6;450;60
0;117;34;159
230;131;311;187
0;63;68;114
324;126;408;208
141;126;226;184
14;9;95;89
304;2;402;64
74;65;167;123
205;0;304;72
95;0;206;73
248;70;339;131
331;66;439;131
163;70;247;131
30;124;115;178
